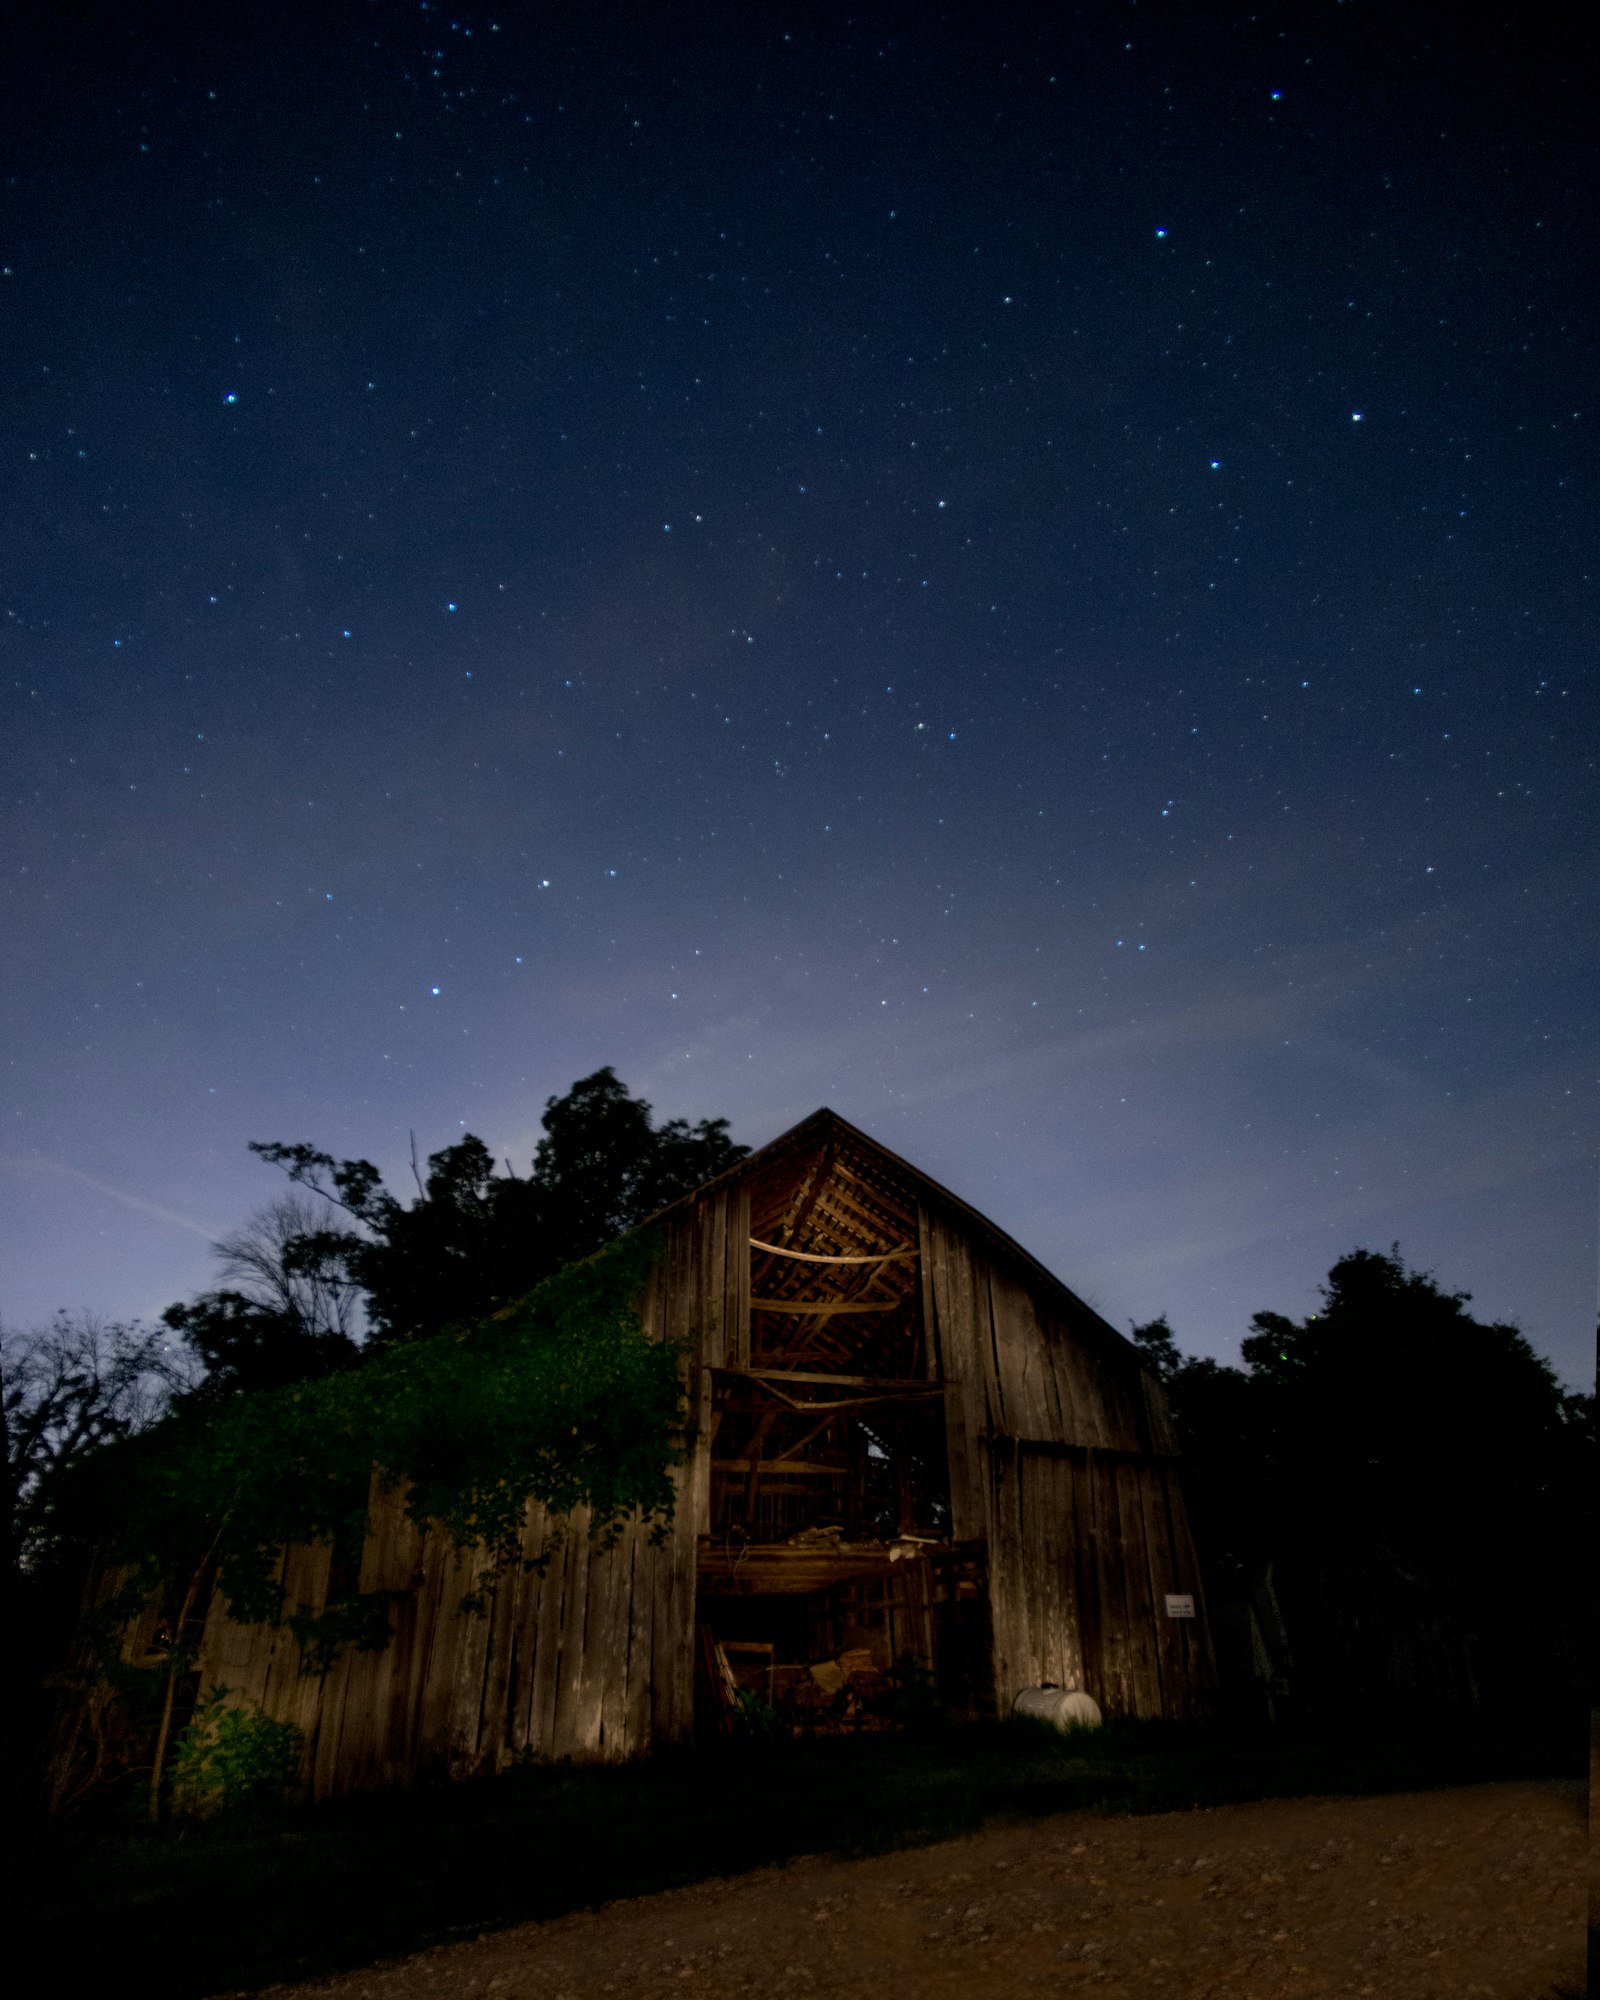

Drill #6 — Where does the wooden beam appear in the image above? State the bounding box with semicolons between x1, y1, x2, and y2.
743;1408;779;1522
776;1137;838;1247
713;1458;847;1477
750;1238;916;1264
772;1411;840;1463
750;1298;899;1315
830;1159;918;1227
807;1182;893;1239
722;1367;943;1391
784;1245;911;1361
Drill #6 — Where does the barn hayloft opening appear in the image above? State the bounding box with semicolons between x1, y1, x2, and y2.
695;1130;987;1733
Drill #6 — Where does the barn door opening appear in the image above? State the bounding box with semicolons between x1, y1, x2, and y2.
694;1128;987;1733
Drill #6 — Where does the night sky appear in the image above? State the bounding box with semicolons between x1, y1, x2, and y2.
4;3;1593;1390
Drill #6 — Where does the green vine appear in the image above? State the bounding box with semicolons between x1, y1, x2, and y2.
58;1229;680;1812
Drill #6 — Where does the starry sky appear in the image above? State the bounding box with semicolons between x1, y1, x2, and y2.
3;2;1593;1389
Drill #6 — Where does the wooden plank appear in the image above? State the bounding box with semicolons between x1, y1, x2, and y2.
1052;1310;1123;1450
568;1527;619;1758
1086;1327;1148;1452
730;1179;751;1369
949;1227;999;1436
548;1508;595;1760
333;1478;410;1791
596;1528;636;1759
981;1435;1029;1714
1038;1308;1082;1445
368;1480;424;1776
1114;1459;1164;1720
620;1520;654;1755
751;1239;916;1263
1139;1365;1181;1455
275;1541;334;1748
956;1222;1003;1439
829;1156;918;1230
772;1412;841;1463
473;1539;528;1773
985;1261;1066;1444
396;1521;447;1778
307;1655;347;1801
491;1547;539;1771
705;1188;729;1369
975;1258;1011;1438
696;1541;942;1592
812;1175;907;1243
502;1503;547;1757
381;1539;427;1783
1064;1448;1104;1712
750;1298;899;1315
915;1202;941;1384
1017;1446;1084;1696
525;1516;571;1755
739;1409;778;1519
1017;1447;1054;1690
194;1555;278;1715
446;1544;498;1780
1102;1451;1140;1718
651;1450;699;1744
715;1456;847;1477
595;1528;634;1759
1090;1452;1133;1718
1138;1461;1188;1721
724;1367;939;1391
776;1135;837;1246
1160;1460;1216;1720
414;1537;475;1777
923;1207;983;1542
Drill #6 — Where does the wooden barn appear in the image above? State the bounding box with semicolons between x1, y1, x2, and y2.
190;1109;1214;1797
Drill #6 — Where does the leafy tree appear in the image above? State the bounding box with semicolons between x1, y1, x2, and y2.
251;1067;746;1349
161;1195;363;1399
2;1313;187;1579
1128;1314;1181;1384
1143;1248;1592;1727
1;1313;189;1811
1236;1246;1584;1570
529;1065;747;1246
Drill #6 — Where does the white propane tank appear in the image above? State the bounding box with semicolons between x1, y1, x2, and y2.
1013;1685;1103;1731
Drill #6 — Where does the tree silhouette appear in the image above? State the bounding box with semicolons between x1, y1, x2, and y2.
1145;1247;1592;1727
187;1068;750;1366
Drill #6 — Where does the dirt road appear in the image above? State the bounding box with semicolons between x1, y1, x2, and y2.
273;1779;1583;2000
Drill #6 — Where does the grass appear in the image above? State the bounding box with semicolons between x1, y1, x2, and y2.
17;1716;1580;1998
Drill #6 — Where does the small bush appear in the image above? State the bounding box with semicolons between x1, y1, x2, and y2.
169;1685;304;1817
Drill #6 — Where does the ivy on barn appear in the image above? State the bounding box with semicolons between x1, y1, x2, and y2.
61;1229;679;1815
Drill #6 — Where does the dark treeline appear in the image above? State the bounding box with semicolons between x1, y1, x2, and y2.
1130;1252;1592;1732
2;1072;1591;1823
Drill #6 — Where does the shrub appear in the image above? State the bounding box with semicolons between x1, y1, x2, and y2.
169;1685;303;1817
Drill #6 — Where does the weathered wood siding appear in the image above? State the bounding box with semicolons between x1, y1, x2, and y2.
921;1202;1212;1723
195;1487;689;1799
193;1185;747;1800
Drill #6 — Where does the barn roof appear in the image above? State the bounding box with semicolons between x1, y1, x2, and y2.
646;1106;1141;1368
